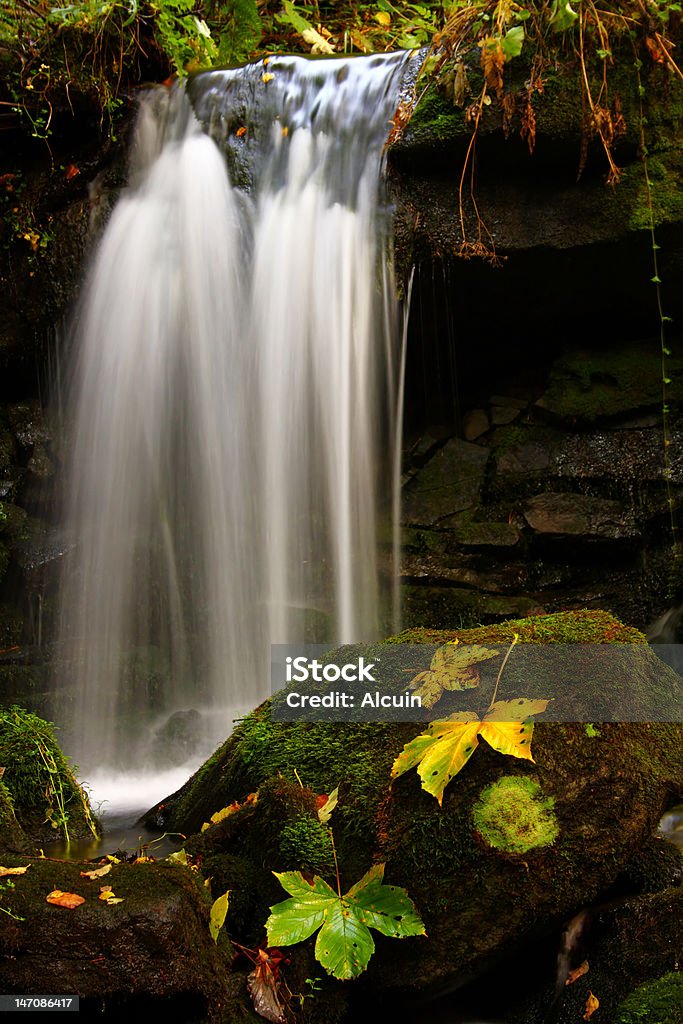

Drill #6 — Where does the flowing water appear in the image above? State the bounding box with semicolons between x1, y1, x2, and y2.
55;51;416;789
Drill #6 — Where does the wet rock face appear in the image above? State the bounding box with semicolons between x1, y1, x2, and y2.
396;334;683;633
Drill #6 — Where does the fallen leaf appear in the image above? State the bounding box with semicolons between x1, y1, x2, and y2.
317;787;338;824
262;73;274;84
584;992;599;1020
236;126;247;138
80;864;112;880
408;642;499;709
133;856;154;863
64;164;80;181
392;699;550;804
46;890;85;909
201;801;240;832
302;27;334;54
566;960;589;985
0;865;29;877
374;11;391;26
99;885;124;904
209;890;230;942
247;949;289;1023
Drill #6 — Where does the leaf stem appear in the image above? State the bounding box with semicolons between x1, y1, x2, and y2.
329;828;342;898
488;632;519;711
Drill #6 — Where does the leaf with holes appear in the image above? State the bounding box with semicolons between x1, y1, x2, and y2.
392;699;550;804
266;864;425;981
408;642;499;709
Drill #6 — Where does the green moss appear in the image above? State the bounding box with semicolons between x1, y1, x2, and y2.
0;777;26;852
617;972;683;1024
538;341;683;422
278;815;335;875
472;776;559;855
387;609;646;645
406;83;470;148
0;706;98;845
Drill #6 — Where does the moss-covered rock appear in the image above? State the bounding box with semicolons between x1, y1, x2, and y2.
616;971;683;1024
0;706;98;847
149;610;683;1002
0;854;249;1022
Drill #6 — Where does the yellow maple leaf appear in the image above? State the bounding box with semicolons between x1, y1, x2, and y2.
392;699;549;805
408;642;499;709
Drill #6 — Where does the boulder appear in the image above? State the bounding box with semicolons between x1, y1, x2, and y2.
523;492;639;540
0;855;245;1022
402;438;490;526
147;611;683;1010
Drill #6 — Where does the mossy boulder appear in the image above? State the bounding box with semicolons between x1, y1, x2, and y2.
0;855;249;1022
149;610;683;1003
0;706;98;848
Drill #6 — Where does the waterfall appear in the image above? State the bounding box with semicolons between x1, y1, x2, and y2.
55;51;415;777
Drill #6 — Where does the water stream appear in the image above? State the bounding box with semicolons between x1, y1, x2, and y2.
54;51;416;804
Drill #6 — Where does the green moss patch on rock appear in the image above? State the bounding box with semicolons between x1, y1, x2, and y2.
472;776;559;855
617;971;683;1024
535;341;683;423
0;705;97;847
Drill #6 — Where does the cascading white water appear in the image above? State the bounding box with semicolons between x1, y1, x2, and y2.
56;51;415;778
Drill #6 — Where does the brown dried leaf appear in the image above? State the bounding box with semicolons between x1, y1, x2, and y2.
584;992;600;1020
80;864;112;880
247;950;290;1023
480;36;505;96
566;960;589;985
0;865;29;877
46;890;85;909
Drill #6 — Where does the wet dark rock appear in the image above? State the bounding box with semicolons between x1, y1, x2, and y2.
506;889;683;1024
490;405;520;426
490;395;528;410
8;401;52;452
462;409;489;441
524;493;639;541
402;438;489;526
151;709;203;767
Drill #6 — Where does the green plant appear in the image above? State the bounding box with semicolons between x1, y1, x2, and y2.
405;1;683;261
0;706;97;844
266;861;425;980
0;878;25;921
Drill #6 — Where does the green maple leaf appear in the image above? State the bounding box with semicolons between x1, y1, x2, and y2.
266;864;425;980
